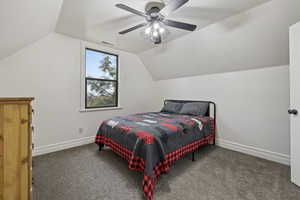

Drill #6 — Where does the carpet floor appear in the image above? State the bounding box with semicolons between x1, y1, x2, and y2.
33;144;300;200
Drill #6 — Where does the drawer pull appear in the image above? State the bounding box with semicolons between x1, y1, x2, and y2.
21;119;29;124
21;157;29;164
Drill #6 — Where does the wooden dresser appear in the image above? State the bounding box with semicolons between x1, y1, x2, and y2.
0;98;34;200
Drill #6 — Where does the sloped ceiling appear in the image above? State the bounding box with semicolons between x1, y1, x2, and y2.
1;0;299;81
55;0;271;54
139;0;300;80
0;0;63;60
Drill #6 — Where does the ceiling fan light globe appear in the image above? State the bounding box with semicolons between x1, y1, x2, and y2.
145;27;152;35
153;22;160;30
159;27;165;34
153;30;159;37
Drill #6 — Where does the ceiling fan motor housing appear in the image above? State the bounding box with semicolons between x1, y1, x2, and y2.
145;1;165;15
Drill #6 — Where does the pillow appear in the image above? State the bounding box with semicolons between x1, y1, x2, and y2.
161;102;183;114
179;102;209;116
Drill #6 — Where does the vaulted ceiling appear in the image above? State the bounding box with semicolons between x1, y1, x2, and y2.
0;0;63;60
0;0;273;60
1;0;299;81
56;0;272;53
139;0;300;80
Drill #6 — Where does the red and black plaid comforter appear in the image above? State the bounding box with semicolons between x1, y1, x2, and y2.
95;112;215;200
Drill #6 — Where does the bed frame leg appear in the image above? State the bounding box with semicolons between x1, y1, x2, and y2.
98;143;104;151
212;137;216;146
192;151;195;162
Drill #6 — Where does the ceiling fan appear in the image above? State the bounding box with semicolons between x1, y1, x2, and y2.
116;0;197;44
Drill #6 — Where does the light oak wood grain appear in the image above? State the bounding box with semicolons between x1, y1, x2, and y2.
0;98;33;200
0;98;34;102
20;105;29;200
0;105;3;200
4;105;21;200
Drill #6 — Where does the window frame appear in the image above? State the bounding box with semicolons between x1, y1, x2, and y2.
81;44;120;111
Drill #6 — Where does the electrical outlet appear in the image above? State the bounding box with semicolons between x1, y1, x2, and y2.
79;128;84;134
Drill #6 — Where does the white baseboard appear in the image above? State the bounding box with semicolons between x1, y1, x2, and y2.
33;136;95;157
216;138;290;166
32;136;290;166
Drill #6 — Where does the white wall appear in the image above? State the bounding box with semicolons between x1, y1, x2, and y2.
155;65;290;164
0;33;159;155
0;33;291;165
0;0;63;59
140;0;300;80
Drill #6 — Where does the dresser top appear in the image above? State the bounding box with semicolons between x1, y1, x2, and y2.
0;97;34;103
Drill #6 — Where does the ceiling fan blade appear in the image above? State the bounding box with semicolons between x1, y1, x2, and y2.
162;19;196;31
119;23;148;35
116;4;147;18
160;0;189;16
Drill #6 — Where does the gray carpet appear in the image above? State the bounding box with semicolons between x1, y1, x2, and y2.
33;144;300;200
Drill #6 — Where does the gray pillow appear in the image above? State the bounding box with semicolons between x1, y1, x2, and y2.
161;102;183;114
179;102;209;116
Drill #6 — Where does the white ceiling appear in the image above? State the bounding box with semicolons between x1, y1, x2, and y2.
139;0;300;80
0;0;298;81
0;0;63;60
55;0;272;53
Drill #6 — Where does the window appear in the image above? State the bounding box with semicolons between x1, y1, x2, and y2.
84;48;118;109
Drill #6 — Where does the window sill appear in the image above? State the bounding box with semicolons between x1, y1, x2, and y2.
79;107;123;113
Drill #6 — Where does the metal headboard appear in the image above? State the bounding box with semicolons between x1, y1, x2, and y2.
164;99;216;145
164;99;216;119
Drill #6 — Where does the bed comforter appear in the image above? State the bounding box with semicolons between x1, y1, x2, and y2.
95;112;215;200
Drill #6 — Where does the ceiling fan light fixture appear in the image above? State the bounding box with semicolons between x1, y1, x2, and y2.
116;0;196;44
141;22;170;44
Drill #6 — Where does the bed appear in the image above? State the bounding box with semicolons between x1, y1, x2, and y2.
95;100;216;200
